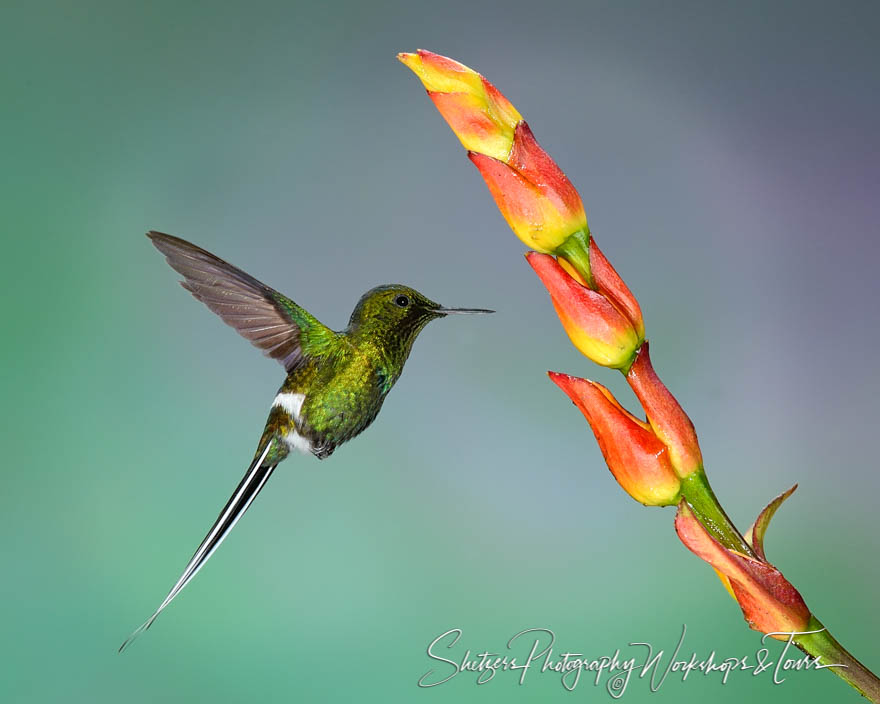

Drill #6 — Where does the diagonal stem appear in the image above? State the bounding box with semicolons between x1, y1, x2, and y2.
796;616;880;701
679;470;754;557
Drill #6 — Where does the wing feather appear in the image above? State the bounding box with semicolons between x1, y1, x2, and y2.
148;231;334;370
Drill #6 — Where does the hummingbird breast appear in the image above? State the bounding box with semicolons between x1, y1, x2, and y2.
270;346;391;460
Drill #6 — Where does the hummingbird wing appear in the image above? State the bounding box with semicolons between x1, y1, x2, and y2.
119;440;277;652
148;231;335;371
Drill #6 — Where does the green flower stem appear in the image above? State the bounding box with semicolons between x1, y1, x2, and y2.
679;469;755;557
618;350;637;376
676;466;880;700
678;473;880;700
795;616;880;701
555;229;594;289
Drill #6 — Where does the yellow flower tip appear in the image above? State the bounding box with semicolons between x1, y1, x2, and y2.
397;48;483;95
399;50;523;162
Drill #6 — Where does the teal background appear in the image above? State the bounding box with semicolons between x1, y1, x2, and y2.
3;1;879;702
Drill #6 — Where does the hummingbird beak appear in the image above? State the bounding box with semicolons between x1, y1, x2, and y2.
433;306;495;315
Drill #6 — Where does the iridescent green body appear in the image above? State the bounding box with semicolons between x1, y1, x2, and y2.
120;232;491;651
260;284;444;463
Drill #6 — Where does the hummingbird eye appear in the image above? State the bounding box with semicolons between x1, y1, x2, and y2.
394;294;410;308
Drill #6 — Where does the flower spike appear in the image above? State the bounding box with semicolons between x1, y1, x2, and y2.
401;49;880;701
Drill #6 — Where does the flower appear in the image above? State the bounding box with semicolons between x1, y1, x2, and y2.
399;50;588;255
527;252;640;369
675;490;810;639
549;372;681;506
468;123;588;253
397;49;521;161
558;236;645;340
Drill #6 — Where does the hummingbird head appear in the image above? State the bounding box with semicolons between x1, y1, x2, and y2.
347;284;493;359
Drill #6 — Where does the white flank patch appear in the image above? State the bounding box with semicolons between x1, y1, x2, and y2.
272;392;306;421
272;392;312;455
283;430;313;455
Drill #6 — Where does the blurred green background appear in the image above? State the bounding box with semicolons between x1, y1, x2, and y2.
3;1;878;702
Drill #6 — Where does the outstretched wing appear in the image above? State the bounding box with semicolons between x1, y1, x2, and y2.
148;231;335;370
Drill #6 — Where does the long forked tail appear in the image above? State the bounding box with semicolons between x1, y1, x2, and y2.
119;442;277;652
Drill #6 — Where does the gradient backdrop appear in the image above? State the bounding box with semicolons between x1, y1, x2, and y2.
3;1;879;702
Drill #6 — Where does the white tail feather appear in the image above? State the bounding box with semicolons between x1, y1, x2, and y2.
119;442;275;652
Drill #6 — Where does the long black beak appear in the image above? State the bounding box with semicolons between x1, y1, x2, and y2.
434;306;495;315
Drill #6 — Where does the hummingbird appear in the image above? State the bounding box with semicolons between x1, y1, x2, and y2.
120;231;492;651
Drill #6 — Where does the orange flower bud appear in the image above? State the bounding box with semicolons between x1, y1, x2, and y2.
397;50;521;162
469;123;587;253
400;50;588;253
527;252;640;369
675;501;810;639
549;372;681;506
626;343;702;477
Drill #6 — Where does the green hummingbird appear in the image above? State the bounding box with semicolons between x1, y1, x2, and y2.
120;231;492;651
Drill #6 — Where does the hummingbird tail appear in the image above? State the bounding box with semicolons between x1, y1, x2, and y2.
119;441;278;653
